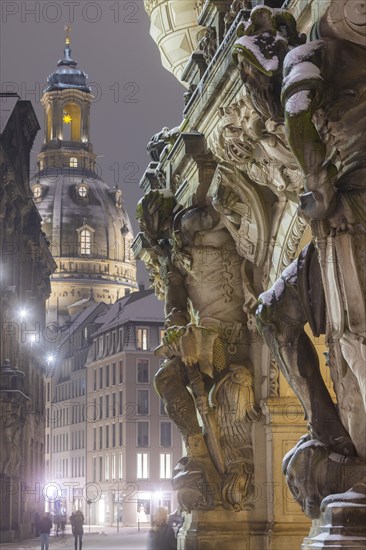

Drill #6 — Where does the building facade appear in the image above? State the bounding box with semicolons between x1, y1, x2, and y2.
0;94;56;542
85;290;182;527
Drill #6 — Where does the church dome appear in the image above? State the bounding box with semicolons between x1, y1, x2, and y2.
32;33;138;321
44;44;90;94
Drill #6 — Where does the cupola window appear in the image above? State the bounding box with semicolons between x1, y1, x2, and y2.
32;185;42;199
80;229;92;255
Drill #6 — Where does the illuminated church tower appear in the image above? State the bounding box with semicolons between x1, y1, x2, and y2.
31;30;138;322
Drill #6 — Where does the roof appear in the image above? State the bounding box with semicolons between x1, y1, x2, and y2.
0;94;19;134
95;289;164;333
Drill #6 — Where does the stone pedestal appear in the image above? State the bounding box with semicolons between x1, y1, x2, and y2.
178;509;269;550
302;488;366;549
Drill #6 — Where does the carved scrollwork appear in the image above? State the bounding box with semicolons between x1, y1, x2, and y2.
209;88;303;197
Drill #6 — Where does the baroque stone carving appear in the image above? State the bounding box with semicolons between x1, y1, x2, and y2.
137;189;260;512
230;2;366;527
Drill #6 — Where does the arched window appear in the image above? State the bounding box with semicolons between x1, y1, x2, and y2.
46;105;52;141
62;102;81;141
80;229;91;255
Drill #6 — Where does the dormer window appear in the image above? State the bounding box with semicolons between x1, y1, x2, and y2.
70;157;78;168
32;184;42;200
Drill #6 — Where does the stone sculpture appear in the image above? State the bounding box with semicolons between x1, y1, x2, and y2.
231;1;366;524
137;189;259;511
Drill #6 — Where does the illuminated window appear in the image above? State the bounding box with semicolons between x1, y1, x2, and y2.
118;453;123;479
33;185;42;199
80;229;91;255
137;453;148;479
160;453;171;479
70;157;78;167
137;328;148;350
78;184;88;197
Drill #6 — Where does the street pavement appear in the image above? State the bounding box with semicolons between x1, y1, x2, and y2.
0;525;150;550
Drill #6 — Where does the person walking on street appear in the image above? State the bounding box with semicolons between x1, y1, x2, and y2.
147;507;176;550
38;512;52;550
70;509;85;550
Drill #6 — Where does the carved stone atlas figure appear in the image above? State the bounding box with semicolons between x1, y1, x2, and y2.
232;3;366;518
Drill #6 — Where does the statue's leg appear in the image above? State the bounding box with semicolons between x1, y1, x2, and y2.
154;356;201;440
256;263;356;456
155;357;221;508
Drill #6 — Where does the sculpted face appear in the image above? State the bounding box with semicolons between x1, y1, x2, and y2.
235;50;284;121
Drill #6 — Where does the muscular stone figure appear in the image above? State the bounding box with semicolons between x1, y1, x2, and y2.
137;191;258;511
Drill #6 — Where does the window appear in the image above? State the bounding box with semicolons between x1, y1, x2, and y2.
105;455;110;480
137;359;149;383
112;423;116;448
105;395;110;418
160;422;172;447
99;367;103;389
70;157;78;167
137;453;148;479
160;453;171;479
112;393;116;417
118;453;123;479
105;364;110;387
119;422;123;446
119;360;123;383
99;456;103;482
99;396;103;420
105;425;109;449
93;457;97;482
99;426;103;450
93;427;96;451
93;369;96;391
78;183;88;197
119;391;123;416
33;184;42;199
137;390;149;415
111;454;116;480
80;229;91;255
160;399;167;416
137;328;148;350
137;421;149;447
112;362;116;385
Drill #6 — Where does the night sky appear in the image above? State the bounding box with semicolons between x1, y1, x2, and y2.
1;0;187;283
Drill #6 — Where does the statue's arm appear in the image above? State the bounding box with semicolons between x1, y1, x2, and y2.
164;264;190;327
281;40;337;219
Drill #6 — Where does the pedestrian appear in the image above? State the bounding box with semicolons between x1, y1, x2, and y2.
147;507;176;550
38;512;52;550
70;509;85;550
